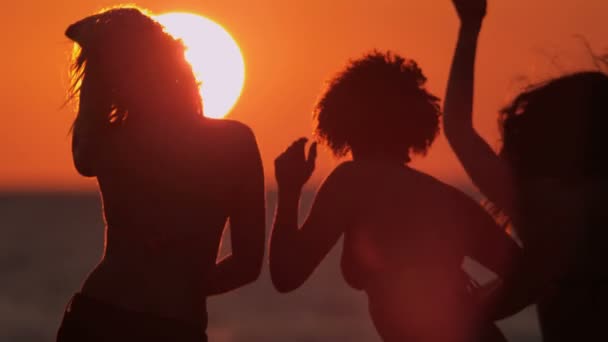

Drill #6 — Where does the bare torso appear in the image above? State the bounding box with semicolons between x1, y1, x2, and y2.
80;118;252;324
336;161;506;341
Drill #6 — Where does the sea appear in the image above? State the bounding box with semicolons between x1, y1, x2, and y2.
0;191;540;341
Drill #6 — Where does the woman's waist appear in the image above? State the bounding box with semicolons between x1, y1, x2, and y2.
80;259;210;324
362;266;477;311
63;292;208;336
366;284;486;342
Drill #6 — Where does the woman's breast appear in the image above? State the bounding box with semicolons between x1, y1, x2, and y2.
341;223;468;295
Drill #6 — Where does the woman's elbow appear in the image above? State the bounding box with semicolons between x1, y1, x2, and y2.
74;161;96;177
270;273;301;293
247;260;263;284
241;253;264;285
269;261;304;293
72;150;97;177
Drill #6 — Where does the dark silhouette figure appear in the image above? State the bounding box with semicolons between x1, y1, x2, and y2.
57;7;265;341
444;0;608;340
269;51;521;342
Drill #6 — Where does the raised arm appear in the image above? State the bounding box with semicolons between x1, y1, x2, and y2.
205;125;266;296
444;0;516;216
269;139;351;293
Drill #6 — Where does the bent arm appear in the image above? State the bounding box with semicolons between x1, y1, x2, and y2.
468;213;522;282
205;127;266;296
472;218;568;319
486;192;586;319
443;20;516;216
486;264;547;320
269;166;350;293
482;245;563;320
72;116;104;177
71;68;111;177
458;191;535;319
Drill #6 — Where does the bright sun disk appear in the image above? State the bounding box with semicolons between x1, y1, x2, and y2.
156;12;245;119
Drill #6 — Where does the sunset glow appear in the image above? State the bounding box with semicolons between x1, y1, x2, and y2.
1;1;608;191
156;13;245;119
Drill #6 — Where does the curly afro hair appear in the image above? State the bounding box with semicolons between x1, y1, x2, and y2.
314;51;441;162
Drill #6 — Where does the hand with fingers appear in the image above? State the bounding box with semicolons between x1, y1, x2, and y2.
452;0;487;28
275;138;317;193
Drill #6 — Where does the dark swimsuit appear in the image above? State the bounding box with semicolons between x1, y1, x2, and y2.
56;293;207;342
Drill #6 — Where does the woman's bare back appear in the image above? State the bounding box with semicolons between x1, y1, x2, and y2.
80;118;263;322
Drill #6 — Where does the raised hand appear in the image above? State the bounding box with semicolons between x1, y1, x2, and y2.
275;138;317;192
452;0;487;27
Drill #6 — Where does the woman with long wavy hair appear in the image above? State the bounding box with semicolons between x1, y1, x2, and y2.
57;6;265;341
444;0;608;339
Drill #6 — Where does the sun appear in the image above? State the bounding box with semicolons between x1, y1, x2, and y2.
156;13;245;119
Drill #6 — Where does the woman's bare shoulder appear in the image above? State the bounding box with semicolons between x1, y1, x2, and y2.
192;118;258;149
324;161;360;185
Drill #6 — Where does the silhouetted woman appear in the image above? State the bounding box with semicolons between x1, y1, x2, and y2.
57;7;265;341
444;0;608;340
269;51;522;341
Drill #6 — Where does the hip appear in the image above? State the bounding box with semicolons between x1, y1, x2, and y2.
80;261;209;324
57;293;207;342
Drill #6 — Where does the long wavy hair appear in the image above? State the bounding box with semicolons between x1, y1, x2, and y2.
499;71;608;182
66;6;202;128
494;70;608;241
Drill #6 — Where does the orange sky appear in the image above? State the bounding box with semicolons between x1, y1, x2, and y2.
1;0;607;192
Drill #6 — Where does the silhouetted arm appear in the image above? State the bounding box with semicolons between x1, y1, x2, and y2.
460;188;558;319
466;202;522;282
444;0;516;216
482;183;589;319
269;140;351;293
467;202;570;319
467;206;586;321
71;66;111;177
205;126;266;296
485;263;550;320
479;245;565;320
445;1;562;319
460;196;534;318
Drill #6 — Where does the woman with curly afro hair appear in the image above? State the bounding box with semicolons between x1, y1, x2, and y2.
269;49;521;342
